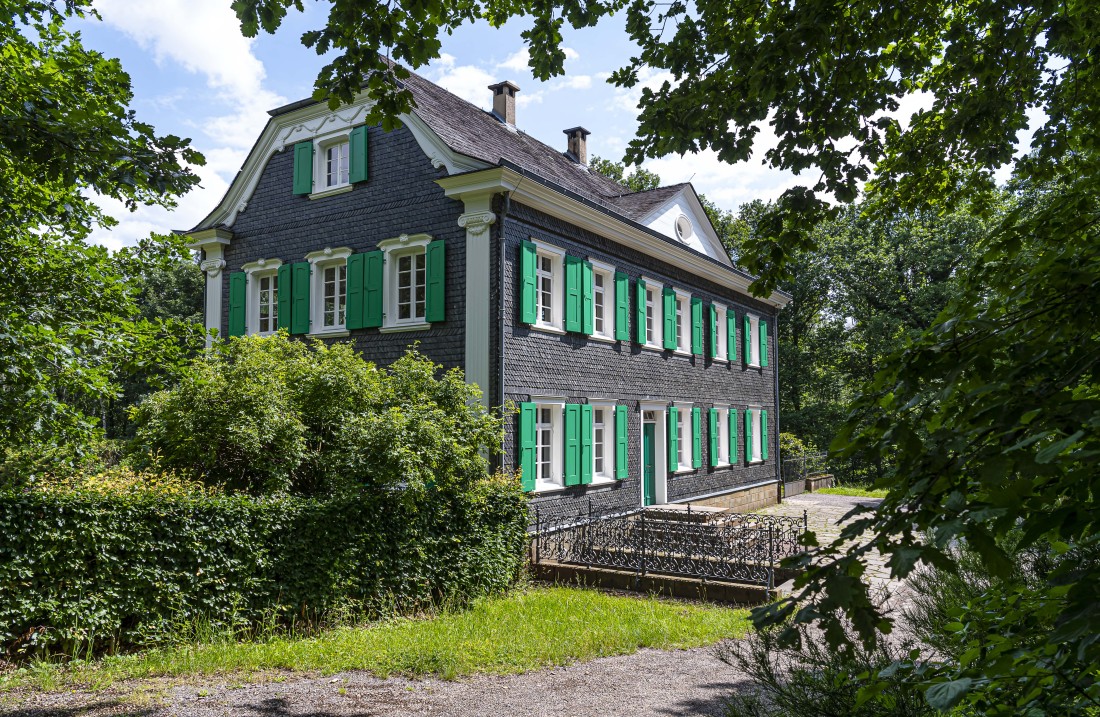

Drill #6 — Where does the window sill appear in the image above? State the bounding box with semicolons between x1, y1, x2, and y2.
589;476;617;486
672;467;695;475
712;462;730;469
673;349;693;358
308;185;353;200
532;481;567;494
747;460;765;465
641;343;664;353
307;329;350;338
380;322;431;334
529;323;566;336
587;333;619;345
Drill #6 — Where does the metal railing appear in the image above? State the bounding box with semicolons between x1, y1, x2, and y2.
781;452;828;483
531;501;807;590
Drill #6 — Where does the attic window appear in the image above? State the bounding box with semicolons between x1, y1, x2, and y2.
675;215;693;242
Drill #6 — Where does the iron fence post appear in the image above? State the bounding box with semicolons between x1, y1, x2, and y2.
640;510;647;577
535;505;541;565
586;498;592;569
767;523;775;595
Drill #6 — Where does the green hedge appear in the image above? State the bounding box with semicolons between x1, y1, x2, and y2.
0;479;527;655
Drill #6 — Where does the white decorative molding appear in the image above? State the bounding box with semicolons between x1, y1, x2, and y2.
457;210;496;237
195;96;489;231
200;258;226;278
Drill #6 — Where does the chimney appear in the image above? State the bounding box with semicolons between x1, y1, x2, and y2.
488;81;521;125
564;127;591;166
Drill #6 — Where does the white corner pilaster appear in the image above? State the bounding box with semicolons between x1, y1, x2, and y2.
187;228;233;347
457;196;497;407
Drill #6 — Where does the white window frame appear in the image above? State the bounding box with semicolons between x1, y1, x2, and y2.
379;233;433;333
532;241;566;333
673;401;693;473
589;259;616;342
589;399;617;483
532;398;565;492
241;258;283;336
714;403;730;466
714;304;728;360
674;288;691;355
748;314;761;367
641;276;663;351
308;128;356;199
306;247;352;336
748;406;764;464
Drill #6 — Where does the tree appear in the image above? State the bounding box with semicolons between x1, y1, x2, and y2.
235;0;1100;709
0;1;203;465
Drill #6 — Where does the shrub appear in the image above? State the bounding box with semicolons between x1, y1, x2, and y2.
129;335;502;497
779;432;818;457
0;473;527;658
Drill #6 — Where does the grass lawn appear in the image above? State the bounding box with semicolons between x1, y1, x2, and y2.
816;485;889;498
2;586;751;692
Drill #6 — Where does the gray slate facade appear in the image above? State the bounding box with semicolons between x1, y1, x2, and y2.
188;67;787;515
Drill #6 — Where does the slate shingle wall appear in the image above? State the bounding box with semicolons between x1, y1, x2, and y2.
500;202;781;514
217;125;468;370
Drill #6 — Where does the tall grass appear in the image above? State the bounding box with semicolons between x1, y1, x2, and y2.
3;586;751;692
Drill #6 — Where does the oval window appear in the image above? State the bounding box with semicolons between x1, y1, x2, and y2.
675;215;693;242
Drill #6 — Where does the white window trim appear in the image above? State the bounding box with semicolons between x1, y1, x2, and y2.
674;288;691;356
588;259;616;342
310;130;352;197
531;398;566;493
673;401;693;473
306;247;352;334
588;399;617;484
748;405;764;464
714;304;728;361
241;259;283;336
378;233;432;331
713;403;730;467
748;314;761;367
641;276;663;351
531;240;566;334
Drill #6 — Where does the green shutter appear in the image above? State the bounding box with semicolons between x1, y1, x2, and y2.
709;408;719;467
277;263;292;331
691;407;702;469
580;404;593;484
743;314;752;364
349;125;369;183
564;404;580;486
614;272;630;341
363;250;384;328
662;287;677;350
730;409;738;463
761;409;769;460
745;409;754;462
667;406;678;472
292;141;313;195
727;310;736;362
291;262;311;334
345;253;366;330
520;241;537;324
581;261;594;335
564;255;582;332
708;305;718;359
760;319;769;367
690;297;703;354
228;272;246;337
519;403;536;492
426;239;445;322
635;279;647;344
615;404;628;479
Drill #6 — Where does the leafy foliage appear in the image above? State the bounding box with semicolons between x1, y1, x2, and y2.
129;336;503;497
0;2;203;461
0;473;527;658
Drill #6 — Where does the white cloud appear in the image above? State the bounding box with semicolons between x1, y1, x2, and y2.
612;66;675;113
557;75;592;90
497;49;530;73
85;0;285;247
646;148;800;211
516;91;544;108
428;53;497;107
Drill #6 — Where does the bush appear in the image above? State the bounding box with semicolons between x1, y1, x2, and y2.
0;473;527;658
779;432;818;457
129;336;502;497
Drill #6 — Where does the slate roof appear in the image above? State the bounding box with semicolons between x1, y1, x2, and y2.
605;183;690;220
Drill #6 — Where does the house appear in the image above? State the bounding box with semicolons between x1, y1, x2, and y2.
185;69;791;515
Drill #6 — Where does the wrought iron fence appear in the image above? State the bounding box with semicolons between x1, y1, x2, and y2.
531;502;807;590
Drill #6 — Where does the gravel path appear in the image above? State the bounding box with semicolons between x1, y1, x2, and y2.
5;645;750;717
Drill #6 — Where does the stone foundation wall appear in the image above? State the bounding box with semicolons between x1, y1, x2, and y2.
805;474;835;492
687;481;780;512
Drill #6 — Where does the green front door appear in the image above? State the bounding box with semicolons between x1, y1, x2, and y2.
642;422;656;506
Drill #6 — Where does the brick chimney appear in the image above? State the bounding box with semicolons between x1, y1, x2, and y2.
488;81;520;125
564;127;591;166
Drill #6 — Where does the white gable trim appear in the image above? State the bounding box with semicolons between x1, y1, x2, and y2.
193;97;490;230
636;188;732;267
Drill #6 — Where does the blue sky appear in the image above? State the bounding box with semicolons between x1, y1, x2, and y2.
80;0;804;250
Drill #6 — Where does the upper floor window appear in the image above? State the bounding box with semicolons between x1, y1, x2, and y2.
306;247;352;334
537;254;554;324
325;141;350;188
642;277;663;350
396;252;426;322
377;233;437;331
519;240;566;332
240;258;284;336
747;314;761;366
714;304;728;360
589;260;616;342
675;290;691;354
